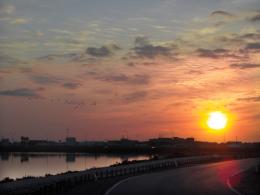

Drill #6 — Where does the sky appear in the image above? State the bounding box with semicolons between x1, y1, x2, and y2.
0;0;259;142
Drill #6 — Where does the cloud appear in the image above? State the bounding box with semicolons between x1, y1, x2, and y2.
133;36;173;58
86;46;111;57
86;44;121;57
0;54;26;68
239;33;260;40
124;91;147;102
64;99;85;108
239;42;260;54
245;42;260;50
62;82;82;89
31;74;62;85
0;88;41;98
218;33;260;49
37;53;78;61
10;18;29;24
96;74;150;85
230;63;260;69
196;48;233;58
135;36;150;46
250;13;260;22
0;4;15;15
210;10;234;18
237;96;260;102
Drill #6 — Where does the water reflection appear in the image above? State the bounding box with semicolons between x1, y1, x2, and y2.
66;153;76;163
0;153;149;180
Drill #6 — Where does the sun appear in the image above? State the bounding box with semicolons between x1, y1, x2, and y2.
207;111;227;130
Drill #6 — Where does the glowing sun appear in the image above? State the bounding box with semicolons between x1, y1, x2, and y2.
207;111;227;130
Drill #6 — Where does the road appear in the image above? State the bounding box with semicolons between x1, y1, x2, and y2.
106;158;260;195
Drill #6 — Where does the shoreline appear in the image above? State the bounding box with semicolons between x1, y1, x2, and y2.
0;155;248;195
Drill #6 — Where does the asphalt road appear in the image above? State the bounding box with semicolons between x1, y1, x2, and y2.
106;158;260;195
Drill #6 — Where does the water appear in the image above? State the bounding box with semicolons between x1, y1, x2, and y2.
0;152;150;180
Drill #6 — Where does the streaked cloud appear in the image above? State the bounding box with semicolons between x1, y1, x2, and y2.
10;18;29;24
237;96;260;102
94;73;150;85
245;42;260;50
250;13;260;22
133;36;174;58
86;44;121;57
30;74;63;85
230;63;260;69
210;10;234;18
0;54;26;68
0;4;15;15
0;88;41;98
62;82;82;89
124;91;147;102
196;48;238;59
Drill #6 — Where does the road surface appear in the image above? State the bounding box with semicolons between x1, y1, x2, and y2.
106;158;260;195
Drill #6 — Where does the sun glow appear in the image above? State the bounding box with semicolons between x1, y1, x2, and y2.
207;111;227;130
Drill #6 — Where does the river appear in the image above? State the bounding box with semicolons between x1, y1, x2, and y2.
0;152;150;180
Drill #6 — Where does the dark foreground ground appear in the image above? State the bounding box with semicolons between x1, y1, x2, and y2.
229;165;260;195
55;175;128;195
56;158;260;195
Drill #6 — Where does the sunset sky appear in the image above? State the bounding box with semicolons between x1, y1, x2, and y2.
0;0;259;142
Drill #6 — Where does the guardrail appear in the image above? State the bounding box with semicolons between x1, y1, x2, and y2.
0;155;230;195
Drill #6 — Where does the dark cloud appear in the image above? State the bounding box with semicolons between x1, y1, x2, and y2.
64;99;85;107
250;13;260;22
133;36;173;58
124;91;147;102
187;70;203;75
31;74;62;85
0;54;26;68
129;74;150;85
134;45;172;58
211;10;234;17
135;36;150;46
99;74;150;85
239;42;260;54
237;96;260;102
86;44;121;57
239;33;260;40
62;82;82;89
196;48;234;58
230;63;260;69
38;45;121;62
109;44;121;50
37;53;78;61
218;32;260;46
245;42;260;50
126;62;135;67
0;88;41;97
19;67;33;73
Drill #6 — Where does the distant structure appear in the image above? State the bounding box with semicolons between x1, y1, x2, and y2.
107;138;140;147
0;138;10;145
66;137;77;145
149;137;195;146
227;141;242;148
21;136;29;144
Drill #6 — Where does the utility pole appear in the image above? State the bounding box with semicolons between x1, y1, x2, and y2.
66;128;70;138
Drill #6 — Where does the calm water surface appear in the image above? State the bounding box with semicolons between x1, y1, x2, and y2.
0;153;150;180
